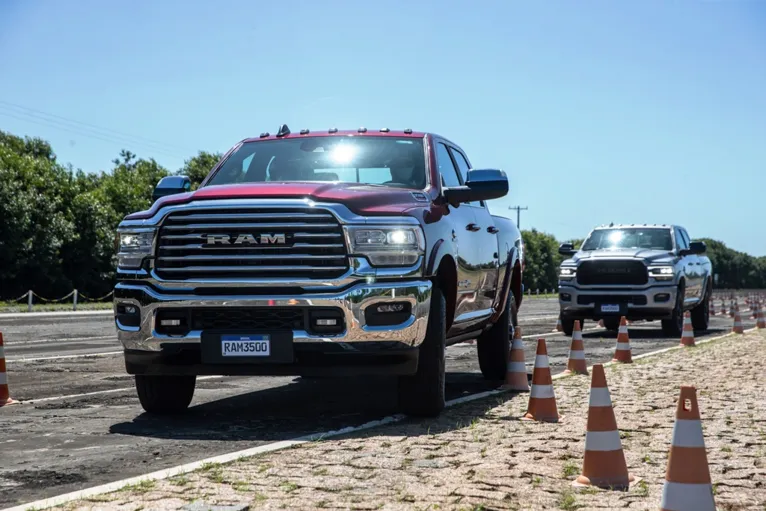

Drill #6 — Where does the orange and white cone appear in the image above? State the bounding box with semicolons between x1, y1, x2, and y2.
720;301;726;316
554;316;563;332
680;311;695;347
521;338;561;422
753;302;760;319
563;320;588;375
598;319;605;328
757;307;766;329
502;326;530;392
573;364;637;491
709;299;715;316
660;385;715;511
732;309;744;334
611;317;633;363
729;300;736;318
0;332;17;407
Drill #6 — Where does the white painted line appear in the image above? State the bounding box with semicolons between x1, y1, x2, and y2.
0;310;113;320
5;327;757;511
6;336;116;346
16;376;224;405
522;327;602;339
8;350;123;363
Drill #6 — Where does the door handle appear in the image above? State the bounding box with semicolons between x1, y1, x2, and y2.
487;226;499;234
466;223;481;232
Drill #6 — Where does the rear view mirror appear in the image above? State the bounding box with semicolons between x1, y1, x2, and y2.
443;169;508;205
689;241;706;254
153;176;191;202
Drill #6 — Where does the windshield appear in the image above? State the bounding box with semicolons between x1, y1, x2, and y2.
581;228;673;251
205;136;427;189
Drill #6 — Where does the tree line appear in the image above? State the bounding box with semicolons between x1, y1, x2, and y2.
0;130;763;301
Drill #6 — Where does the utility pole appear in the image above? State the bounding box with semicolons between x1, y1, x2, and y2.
508;205;528;229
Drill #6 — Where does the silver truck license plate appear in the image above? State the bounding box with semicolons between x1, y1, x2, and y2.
221;335;271;357
600;304;620;313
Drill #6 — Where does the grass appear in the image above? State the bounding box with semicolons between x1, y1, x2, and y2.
556;489;578;510
279;481;299;493
634;480;649;497
562;461;580;478
0;301;112;313
120;479;156;494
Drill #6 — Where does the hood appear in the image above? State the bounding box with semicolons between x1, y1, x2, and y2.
125;182;435;221
565;248;677;266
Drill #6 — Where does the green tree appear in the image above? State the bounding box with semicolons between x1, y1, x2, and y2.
521;229;562;291
180;150;222;190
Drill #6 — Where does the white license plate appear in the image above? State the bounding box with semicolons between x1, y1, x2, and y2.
221;335;271;357
600;304;621;313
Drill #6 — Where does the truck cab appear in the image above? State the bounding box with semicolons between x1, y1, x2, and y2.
114;126;524;418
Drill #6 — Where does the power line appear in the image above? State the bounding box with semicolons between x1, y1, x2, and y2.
0;100;195;157
508;205;528;229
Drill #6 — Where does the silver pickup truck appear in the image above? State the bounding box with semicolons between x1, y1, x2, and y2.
557;224;713;336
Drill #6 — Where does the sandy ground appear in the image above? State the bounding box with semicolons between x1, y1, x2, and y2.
50;329;766;511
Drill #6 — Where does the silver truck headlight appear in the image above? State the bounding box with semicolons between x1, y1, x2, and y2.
648;266;674;280
116;229;155;269
345;226;425;267
559;266;576;279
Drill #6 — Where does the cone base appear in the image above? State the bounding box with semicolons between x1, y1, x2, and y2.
500;382;530;392
0;397;18;407
611;357;633;364
562;368;589;376
520;412;564;423
573;474;640;492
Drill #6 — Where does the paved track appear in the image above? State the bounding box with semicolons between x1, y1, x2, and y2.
0;297;758;508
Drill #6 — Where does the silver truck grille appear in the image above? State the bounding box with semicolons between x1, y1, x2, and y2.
576;260;648;286
154;207;349;280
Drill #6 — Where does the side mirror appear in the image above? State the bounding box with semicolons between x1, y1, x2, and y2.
689;241;706;254
153;175;191;202
443;169;508;205
558;243;577;256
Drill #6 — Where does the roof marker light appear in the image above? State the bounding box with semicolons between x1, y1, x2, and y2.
358;127;367;133
259;132;269;138
329;127;338;133
300;129;310;135
404;128;413;134
380;128;390;132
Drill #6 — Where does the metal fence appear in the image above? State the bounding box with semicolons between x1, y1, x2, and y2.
2;290;114;311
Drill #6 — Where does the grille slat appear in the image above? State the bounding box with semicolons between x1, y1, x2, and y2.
155;207;349;280
577;260;648;286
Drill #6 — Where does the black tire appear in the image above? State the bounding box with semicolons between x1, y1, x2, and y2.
603;317;620;332
397;285;446;418
135;374;196;414
691;280;711;331
477;292;517;381
561;315;575;336
662;283;685;336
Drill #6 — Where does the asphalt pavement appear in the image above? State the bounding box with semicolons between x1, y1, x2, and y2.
0;297;758;508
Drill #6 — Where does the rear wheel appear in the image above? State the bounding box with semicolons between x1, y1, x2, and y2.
662;283;685;336
135;374;196;414
397;285;446;418
691;281;711;331
477;293;517;381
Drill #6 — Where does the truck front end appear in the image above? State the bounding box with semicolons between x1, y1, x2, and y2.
113;130;434;381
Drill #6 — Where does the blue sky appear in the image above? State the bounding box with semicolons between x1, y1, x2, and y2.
1;0;765;255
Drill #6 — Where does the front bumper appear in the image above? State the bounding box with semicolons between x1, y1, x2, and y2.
114;280;432;353
558;283;677;320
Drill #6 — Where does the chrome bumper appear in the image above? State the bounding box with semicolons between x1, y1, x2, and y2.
558;283;677;313
114;280;432;352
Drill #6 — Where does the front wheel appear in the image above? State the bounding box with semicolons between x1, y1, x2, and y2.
477;293;517;381
397;285;446;417
691;281;711;331
603;317;620;332
135;374;196;414
661;284;685;336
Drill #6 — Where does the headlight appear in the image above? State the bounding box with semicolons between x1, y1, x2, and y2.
559;266;576;279
648;266;674;280
345;226;425;267
116;229;155;269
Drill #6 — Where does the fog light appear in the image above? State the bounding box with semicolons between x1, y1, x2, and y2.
377;303;406;313
559;293;572;302
655;293;671;303
365;302;412;327
116;303;141;328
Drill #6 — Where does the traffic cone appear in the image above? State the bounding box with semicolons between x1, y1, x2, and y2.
0;332;17;407
660;386;715;511
573;364;637;491
732;309;744;334
563;320;588;375
729;300;736;318
709;299;715;316
521;338;561;422
502;326;529;392
611;317;633;363
680;311;695;347
757;307;766;329
720;301;726;316
753;301;760;319
598;319;605;328
554;316;563;332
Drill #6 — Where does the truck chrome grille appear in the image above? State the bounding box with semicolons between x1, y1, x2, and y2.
154;207;349;280
576;260;648;286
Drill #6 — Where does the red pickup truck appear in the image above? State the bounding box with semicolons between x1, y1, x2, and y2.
114;126;524;418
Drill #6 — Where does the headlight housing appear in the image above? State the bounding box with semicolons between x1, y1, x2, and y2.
116;229;155;269
345;226;425;267
648;265;675;280
559;266;577;279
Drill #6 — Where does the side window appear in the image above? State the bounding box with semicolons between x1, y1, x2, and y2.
435;143;462;188
449;147;482;207
680;229;692;248
674;229;689;251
